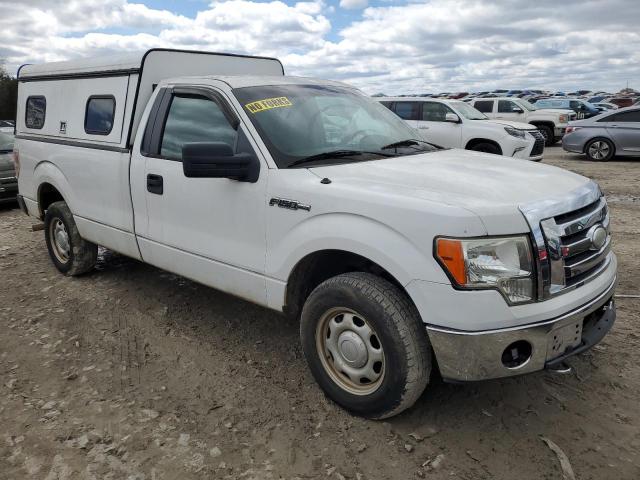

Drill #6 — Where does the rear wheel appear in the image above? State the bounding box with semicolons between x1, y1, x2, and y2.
44;201;97;275
468;142;501;155
300;272;431;419
536;125;554;146
585;138;614;161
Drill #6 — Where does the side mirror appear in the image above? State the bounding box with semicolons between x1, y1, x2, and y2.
445;112;460;123
182;142;259;183
512;107;524;113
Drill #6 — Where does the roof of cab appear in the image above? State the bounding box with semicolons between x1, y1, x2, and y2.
161;75;354;90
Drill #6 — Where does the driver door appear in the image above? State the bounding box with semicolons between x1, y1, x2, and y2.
131;86;268;305
417;102;462;148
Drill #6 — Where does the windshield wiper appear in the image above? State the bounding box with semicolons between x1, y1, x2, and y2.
287;150;392;168
381;139;440;150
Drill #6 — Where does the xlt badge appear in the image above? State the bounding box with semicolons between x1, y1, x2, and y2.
269;197;311;212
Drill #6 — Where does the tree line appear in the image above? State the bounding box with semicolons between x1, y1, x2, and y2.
0;64;18;121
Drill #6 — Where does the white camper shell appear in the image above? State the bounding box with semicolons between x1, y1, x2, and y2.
17;49;284;148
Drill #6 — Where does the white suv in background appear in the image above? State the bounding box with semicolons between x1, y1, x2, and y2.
469;97;575;146
379;97;545;161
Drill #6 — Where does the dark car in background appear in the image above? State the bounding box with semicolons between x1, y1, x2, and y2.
0;132;18;204
562;106;640;161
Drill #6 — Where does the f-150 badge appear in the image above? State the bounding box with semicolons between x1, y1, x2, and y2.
269;197;311;212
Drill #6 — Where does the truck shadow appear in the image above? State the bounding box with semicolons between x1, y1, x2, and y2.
91;247;611;429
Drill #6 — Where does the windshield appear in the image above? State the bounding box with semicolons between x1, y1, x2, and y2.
233;84;435;168
0;132;14;151
514;99;536;111
449;101;487;120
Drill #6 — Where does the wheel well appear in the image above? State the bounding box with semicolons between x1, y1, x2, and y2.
38;183;64;219
284;250;406;320
465;138;502;154
529;121;554;131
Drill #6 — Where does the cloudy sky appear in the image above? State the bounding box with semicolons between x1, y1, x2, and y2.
0;0;638;94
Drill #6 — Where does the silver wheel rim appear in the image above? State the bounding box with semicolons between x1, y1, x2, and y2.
49;218;70;263
588;141;610;160
315;308;385;395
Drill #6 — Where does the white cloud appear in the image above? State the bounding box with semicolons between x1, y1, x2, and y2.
1;0;639;94
339;0;369;9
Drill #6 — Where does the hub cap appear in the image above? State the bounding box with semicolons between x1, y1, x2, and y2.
50;218;70;263
588;141;610;160
316;308;385;395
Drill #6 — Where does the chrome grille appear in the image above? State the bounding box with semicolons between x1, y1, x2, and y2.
540;197;611;295
529;131;545;156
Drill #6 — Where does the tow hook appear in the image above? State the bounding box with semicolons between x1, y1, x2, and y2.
547;361;573;375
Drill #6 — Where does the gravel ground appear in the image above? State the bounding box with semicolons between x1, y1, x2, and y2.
1;146;639;480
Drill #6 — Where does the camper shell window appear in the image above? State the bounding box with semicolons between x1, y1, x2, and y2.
85;96;116;135
25;96;46;129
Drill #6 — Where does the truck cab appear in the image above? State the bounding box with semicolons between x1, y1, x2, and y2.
14;50;617;419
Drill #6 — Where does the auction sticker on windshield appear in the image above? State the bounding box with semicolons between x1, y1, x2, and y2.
245;97;293;113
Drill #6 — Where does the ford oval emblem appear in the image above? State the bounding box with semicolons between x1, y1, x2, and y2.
588;225;607;250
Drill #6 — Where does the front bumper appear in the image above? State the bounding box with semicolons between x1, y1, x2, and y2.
427;276;616;382
554;126;567;138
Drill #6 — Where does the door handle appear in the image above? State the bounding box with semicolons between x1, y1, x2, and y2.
418;126;429;130
147;174;163;195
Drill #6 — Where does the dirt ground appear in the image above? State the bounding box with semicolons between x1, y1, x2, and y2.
1;146;638;480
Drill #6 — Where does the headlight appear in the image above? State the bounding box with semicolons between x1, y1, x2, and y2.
559;114;568;123
435;236;535;304
504;126;526;139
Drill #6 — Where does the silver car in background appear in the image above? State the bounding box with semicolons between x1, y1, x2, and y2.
562;106;640;161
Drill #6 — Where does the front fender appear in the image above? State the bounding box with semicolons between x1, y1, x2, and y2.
268;212;448;287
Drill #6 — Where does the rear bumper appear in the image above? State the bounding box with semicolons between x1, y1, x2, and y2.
16;194;28;215
427;276;616;382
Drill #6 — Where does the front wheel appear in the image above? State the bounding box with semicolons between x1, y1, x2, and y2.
300;272;431;419
537;125;554;146
44;201;97;275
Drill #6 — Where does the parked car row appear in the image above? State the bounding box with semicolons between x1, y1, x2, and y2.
0;131;17;204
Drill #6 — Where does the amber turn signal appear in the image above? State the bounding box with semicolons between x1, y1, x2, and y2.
436;238;467;285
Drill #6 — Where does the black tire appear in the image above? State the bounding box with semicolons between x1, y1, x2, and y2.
44;201;97;276
300;272;431;419
585;137;615;162
536;125;554;146
468;142;501;155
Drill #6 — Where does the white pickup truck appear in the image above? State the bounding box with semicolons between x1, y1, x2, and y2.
469;97;576;146
15;49;617;419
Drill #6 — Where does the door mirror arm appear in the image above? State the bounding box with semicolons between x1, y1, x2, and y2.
182;142;260;183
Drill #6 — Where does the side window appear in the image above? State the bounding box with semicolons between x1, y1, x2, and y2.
569;100;580;110
25;96;46;129
474;100;493;113
393;102;419;120
85;96;116;135
604;110;640;122
498;100;518;113
422;102;451;121
160;94;237;160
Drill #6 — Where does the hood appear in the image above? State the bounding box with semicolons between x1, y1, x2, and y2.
480;119;537;130
309;149;591;234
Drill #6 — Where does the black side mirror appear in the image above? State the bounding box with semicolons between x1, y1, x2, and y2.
512;107;524;113
182;142;259;183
